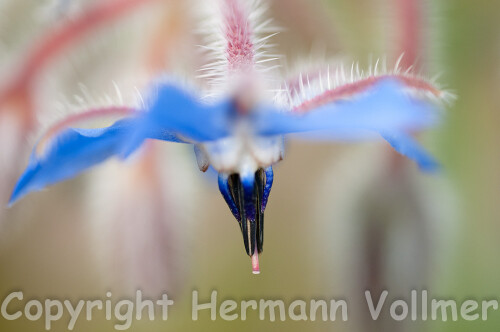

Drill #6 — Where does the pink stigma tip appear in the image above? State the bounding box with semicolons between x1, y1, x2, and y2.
251;251;260;274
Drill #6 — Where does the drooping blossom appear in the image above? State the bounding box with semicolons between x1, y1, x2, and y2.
8;0;451;274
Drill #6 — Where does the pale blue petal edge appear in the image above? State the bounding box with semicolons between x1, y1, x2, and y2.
380;131;440;172
254;79;439;138
9;117;186;205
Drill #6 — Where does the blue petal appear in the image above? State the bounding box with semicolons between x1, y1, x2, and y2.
261;166;273;212
380;131;440;172
255;79;439;138
9;117;185;205
218;173;240;221
123;85;233;156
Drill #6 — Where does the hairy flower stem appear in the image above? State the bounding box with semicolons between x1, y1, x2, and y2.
294;74;441;113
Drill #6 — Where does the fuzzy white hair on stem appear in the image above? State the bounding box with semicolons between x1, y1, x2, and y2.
196;0;281;97
30;80;148;154
278;54;455;112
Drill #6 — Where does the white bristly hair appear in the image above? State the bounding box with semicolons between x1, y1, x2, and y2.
276;55;455;111
195;0;282;99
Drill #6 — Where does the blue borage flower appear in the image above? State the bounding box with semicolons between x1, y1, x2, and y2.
9;0;449;274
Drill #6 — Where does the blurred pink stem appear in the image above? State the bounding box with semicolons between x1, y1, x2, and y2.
389;0;424;172
394;0;421;69
0;0;157;120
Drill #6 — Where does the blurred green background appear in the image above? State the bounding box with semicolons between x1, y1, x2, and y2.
0;0;499;331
